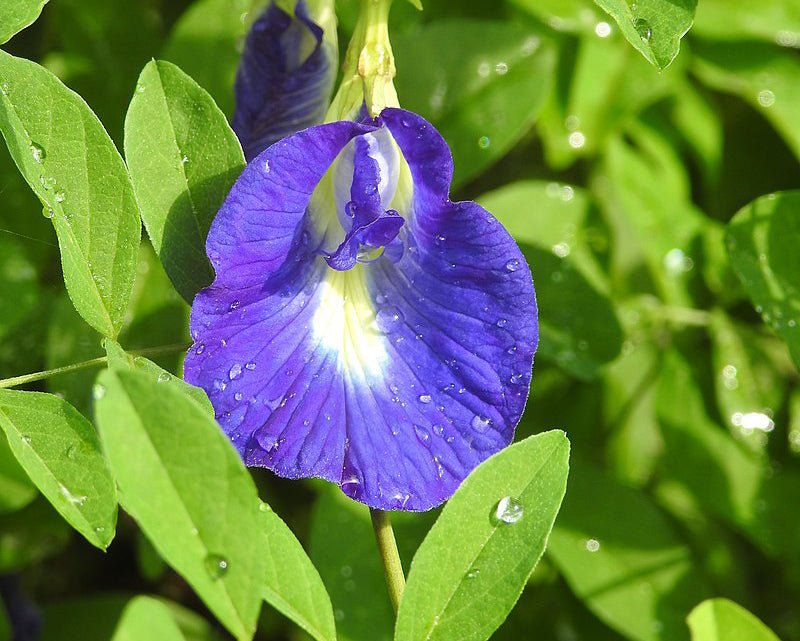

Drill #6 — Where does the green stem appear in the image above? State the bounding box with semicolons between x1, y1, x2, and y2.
0;342;191;390
370;508;406;614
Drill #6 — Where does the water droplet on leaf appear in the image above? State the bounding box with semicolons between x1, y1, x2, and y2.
493;496;524;524
634;18;652;41
204;554;229;579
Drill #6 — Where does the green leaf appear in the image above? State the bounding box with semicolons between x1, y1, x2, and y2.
46;0;164;144
0;430;36;514
259;505;337;641
687;599;781;641
41;595;225;641
509;0;600;34
103;338;212;413
709;310;786;450
395;431;569;641
600;124;704;305
547;464;711;641
111;596;187;641
693;41;800;161
478;181;622;379
0;389;117;549
0;497;70;572
726;191;800;369
0;52;141;338
0;0;49;44
593;0;696;69
94;368;335;641
693;0;800;44
161;0;251;118
124;60;245;301
93;368;265;640
394;20;555;187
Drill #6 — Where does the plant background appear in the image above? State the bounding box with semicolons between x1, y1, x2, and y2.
1;0;799;640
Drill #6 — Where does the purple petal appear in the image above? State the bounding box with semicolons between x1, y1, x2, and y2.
233;2;336;161
186;109;537;511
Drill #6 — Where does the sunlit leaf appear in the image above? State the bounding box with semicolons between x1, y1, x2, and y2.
0;0;49;44
396;431;569;641
687;598;780;641
0;52;141;338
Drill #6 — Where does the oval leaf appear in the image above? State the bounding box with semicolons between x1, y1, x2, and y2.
0;0;49;44
394;20;555;188
0;51;141;338
111;597;186;641
124;60;245;302
395;430;570;641
687;599;781;641
726;191;800;369
0;389;117;549
94;368;335;641
593;0;696;70
547;464;712;641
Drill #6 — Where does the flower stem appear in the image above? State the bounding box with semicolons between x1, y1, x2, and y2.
0;343;191;390
370;508;406;614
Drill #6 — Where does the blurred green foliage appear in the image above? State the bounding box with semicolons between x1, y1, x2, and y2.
0;0;799;640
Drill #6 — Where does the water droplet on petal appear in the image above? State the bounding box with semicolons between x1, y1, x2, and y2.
204;554;229;579
418;394;432;404
245;362;257;370
504;259;520;272
493;496;524;524
228;363;243;380
496;318;508;328
229;299;240;310
414;425;430;443
344;201;357;218
471;415;491;432
376;306;404;333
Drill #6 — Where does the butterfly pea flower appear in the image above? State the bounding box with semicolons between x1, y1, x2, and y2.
184;0;538;511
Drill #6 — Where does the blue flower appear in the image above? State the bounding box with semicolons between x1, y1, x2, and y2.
233;0;337;161
184;108;538;511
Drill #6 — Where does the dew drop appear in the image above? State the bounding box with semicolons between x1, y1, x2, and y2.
157;371;171;383
585;538;601;552
493;496;524;524
414;425;430;443
30;142;46;163
92;384;106;400
259;501;272;512
228;363;243;380
40;175;56;190
204;554;229;579
245;362;257;370
510;373;524;384
344;201;357;218
195;343;206;355
21;435;32;445
376;306;404;333
54;190;66;203
229;299;240;310
634;18;652;41
418;393;432;404
42;207;55;219
496;318;508;328
477;136;491;149
757;89;776;108
504;258;520;272
471;415;491;432
466;568;480;579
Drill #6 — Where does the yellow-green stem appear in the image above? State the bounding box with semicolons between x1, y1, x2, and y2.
370;508;406;614
0;343;190;389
